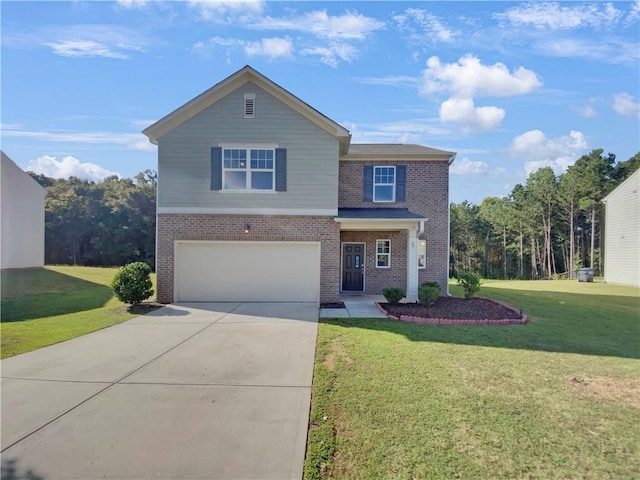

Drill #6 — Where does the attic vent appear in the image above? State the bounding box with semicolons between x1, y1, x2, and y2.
244;93;256;118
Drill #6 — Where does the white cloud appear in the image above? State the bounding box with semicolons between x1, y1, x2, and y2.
535;36;639;64
344;119;451;144
439;97;505;133
194;36;293;61
352;75;418;88
116;0;149;9
575;104;597;118
421;55;542;99
393;8;459;46
244;37;293;59
300;42;357;68
252;10;384;40
189;0;265;20
626;0;640;25
612;92;640;117
450;157;489;175
27;155;120;182
496;2;623;30
1;125;153;149
44;40;129;59
507;130;589;175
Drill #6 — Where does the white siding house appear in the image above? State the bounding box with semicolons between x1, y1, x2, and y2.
1;151;46;269
603;168;640;287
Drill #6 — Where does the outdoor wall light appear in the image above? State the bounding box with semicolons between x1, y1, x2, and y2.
243;224;251;234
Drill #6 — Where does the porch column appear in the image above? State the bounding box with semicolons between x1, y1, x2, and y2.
406;227;419;302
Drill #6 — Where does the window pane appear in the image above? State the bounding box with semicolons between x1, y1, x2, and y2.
250;150;274;169
374;166;394;184
377;254;389;267
224;149;246;169
418;241;426;268
251;171;273;190
374;185;394;202
224;171;246;189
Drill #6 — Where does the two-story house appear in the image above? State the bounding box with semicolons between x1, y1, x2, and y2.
143;66;455;304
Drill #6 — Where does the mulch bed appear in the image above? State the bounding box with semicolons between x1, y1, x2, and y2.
115;301;165;315
379;297;527;325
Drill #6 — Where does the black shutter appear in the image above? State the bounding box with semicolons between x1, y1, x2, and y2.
211;147;222;190
275;148;287;191
363;165;373;202
396;165;406;202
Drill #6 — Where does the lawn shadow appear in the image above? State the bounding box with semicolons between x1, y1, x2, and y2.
1;269;114;322
323;287;639;359
1;458;46;480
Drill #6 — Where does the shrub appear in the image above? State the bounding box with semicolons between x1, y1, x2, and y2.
457;271;482;299
418;282;440;306
111;262;154;306
382;287;405;305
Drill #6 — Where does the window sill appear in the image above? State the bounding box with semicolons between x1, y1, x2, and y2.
219;190;279;194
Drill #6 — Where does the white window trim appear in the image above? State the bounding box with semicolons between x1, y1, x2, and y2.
376;239;391;269
222;146;275;192
373;166;396;203
418;239;427;269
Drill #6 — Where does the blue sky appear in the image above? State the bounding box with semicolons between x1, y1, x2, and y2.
2;0;639;204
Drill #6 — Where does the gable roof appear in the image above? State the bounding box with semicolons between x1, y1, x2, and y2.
343;143;456;163
143;65;352;152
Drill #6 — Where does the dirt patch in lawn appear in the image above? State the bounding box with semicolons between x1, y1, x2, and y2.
379;297;527;323
568;376;640;409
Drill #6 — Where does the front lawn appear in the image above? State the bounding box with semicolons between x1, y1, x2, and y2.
1;266;157;359
305;280;640;479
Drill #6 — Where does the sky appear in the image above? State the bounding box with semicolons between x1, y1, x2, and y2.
1;0;639;204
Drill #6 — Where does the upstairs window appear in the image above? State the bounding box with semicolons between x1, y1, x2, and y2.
363;165;405;203
211;146;287;192
223;148;274;190
244;93;255;118
374;166;395;202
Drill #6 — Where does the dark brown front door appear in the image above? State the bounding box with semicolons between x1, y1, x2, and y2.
342;243;364;291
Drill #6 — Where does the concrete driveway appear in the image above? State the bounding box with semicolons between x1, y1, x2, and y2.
1;302;319;480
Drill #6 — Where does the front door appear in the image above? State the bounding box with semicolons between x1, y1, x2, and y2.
342;243;365;291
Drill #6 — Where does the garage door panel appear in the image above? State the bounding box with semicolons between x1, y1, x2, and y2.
175;242;320;302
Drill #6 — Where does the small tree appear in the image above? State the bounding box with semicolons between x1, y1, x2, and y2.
382;287;405;305
418;282;440;306
457;271;482;299
111;262;154;306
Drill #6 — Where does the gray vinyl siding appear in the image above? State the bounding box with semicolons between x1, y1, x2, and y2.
604;169;640;287
157;81;339;212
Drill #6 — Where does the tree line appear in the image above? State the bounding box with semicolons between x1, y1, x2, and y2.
450;149;640;279
30;170;157;269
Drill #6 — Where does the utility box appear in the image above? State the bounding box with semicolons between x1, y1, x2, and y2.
577;268;594;282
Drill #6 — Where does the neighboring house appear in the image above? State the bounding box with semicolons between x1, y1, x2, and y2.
1;151;46;269
144;66;455;303
602;168;640;287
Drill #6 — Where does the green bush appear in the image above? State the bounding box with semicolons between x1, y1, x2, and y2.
382;287;405;305
457;271;482;299
418;282;440;306
111;262;154;306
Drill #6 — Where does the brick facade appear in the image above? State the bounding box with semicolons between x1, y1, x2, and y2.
157;214;341;303
338;160;450;292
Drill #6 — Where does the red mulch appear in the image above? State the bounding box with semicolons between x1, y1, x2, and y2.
382;297;523;320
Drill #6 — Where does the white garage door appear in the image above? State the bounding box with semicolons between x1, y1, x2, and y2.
174;241;321;302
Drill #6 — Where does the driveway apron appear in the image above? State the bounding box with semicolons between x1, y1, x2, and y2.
1;302;319;479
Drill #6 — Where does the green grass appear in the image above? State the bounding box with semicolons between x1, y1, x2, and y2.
305;280;640;479
1;266;156;359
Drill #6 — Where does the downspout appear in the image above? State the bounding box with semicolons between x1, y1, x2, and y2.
447;153;456;296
